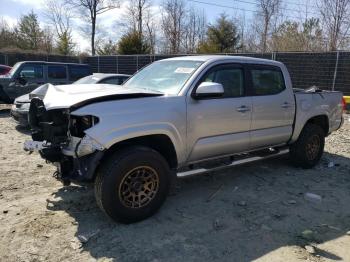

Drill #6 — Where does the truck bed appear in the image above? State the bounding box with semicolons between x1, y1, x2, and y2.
290;89;343;142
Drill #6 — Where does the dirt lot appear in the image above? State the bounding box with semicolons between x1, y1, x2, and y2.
0;104;349;262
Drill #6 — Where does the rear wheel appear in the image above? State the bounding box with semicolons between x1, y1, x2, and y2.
290;123;325;169
95;146;171;223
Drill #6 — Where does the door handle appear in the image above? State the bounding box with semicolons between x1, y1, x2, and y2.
236;105;250;113
281;102;290;108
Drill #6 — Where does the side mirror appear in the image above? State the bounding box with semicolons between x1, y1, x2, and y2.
16;76;27;85
193;82;224;99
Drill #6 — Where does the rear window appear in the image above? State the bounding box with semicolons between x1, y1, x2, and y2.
69;65;91;81
251;68;285;95
48;65;67;79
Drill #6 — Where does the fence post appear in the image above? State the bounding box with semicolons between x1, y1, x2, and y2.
136;55;139;72
271;52;276;60
332;51;340;91
97;56;100;73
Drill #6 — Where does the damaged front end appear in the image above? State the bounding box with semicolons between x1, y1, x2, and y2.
24;98;105;184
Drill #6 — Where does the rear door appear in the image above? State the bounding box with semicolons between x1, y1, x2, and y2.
47;65;68;85
187;63;252;162
248;65;295;149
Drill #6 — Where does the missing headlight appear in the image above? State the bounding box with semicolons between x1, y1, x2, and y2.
70;115;99;137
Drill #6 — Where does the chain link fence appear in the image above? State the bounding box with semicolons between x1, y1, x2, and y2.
83;52;350;95
0;53;80;67
1;51;349;95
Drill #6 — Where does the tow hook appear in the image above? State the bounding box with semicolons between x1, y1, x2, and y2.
53;170;71;186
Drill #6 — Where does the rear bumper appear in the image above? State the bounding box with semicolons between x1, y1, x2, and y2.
10;105;29;126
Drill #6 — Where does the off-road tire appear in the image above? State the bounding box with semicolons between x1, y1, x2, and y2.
290;123;325;169
95;146;171;223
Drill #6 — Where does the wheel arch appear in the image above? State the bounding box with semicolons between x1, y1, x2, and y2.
100;134;179;170
304;115;329;135
291;114;329;143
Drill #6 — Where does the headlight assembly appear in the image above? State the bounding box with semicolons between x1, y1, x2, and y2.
70;115;99;138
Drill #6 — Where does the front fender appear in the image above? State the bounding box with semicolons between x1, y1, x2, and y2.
84;122;186;164
70;96;188;165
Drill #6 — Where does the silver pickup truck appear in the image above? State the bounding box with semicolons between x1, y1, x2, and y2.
24;56;344;223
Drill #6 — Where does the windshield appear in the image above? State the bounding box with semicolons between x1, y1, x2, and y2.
7;62;21;77
73;75;100;84
123;60;203;94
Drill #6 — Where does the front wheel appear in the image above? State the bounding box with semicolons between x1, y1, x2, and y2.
289;123;325;169
95;146;171;223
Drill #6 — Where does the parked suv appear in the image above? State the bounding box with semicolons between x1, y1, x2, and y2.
0;61;92;103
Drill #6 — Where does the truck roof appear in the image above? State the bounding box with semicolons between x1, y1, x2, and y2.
163;55;283;67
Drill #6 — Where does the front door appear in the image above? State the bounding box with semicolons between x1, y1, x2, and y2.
187;64;252;163
11;64;45;99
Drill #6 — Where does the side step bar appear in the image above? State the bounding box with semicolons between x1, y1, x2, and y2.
177;148;289;178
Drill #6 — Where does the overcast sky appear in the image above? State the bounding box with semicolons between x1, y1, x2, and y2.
0;0;319;53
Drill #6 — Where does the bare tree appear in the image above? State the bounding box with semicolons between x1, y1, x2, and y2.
183;7;206;53
144;9;157;54
44;0;72;38
0;18;17;49
124;0;150;34
41;26;55;54
65;0;120;55
122;0;157;52
319;0;350;51
44;0;75;54
256;0;281;52
161;0;187;53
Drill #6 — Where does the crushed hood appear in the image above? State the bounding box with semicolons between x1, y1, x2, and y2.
43;83;163;110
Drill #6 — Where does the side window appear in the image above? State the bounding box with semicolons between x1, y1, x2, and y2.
69;66;91;81
48;65;67;79
19;65;43;79
199;66;244;98
251;69;285;95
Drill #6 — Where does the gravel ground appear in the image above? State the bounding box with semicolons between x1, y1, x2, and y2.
0;104;350;262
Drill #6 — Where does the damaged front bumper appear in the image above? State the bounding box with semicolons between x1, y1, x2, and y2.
24;135;105;183
26;98;105;183
24;136;105;183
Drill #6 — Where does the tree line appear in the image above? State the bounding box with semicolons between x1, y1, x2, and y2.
0;0;349;56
